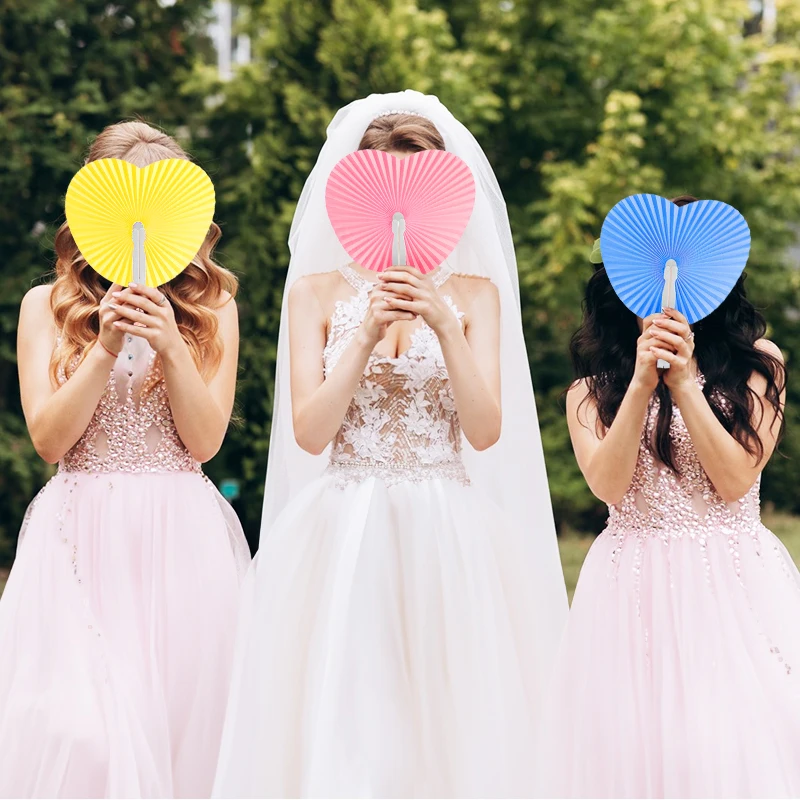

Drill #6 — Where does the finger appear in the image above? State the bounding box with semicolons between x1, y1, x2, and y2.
382;264;423;276
380;270;422;287
113;320;154;338
127;283;166;303
102;282;124;302
376;311;417;323
640;326;667;344
649;346;677;364
641;326;659;341
662;307;689;325
641;350;659;365
649;328;687;351
641;313;665;330
111;289;162;315
380;282;419;298
651;317;690;335
110;303;159;324
384;297;422;313
99;307;123;324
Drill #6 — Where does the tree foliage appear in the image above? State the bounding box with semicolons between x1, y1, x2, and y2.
2;0;800;561
0;0;213;560
199;0;800;542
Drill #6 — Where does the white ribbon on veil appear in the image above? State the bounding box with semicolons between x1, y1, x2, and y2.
260;89;567;681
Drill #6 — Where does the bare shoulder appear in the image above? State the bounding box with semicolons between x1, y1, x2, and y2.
213;290;238;327
289;271;346;313
450;273;498;296
566;378;591;407
566;377;600;429
19;284;54;326
448;273;499;312
755;338;783;363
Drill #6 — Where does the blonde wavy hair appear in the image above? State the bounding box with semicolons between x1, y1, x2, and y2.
51;120;237;384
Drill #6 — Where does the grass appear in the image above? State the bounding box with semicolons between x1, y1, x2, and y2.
559;510;800;603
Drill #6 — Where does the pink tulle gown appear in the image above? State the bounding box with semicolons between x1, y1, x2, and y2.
536;380;800;798
0;335;250;798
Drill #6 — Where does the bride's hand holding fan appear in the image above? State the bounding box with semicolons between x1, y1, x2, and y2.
359;282;417;347
379;266;456;337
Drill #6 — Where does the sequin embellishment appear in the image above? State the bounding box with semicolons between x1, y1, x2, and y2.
58;340;201;474
605;385;763;548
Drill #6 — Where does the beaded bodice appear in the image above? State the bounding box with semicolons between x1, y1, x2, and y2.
59;335;201;474
606;379;761;541
324;264;468;486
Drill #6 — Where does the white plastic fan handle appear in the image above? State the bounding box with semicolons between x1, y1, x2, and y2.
392;212;407;267
658;258;678;369
132;221;147;286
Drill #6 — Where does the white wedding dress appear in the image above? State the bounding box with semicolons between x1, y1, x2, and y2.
213;264;558;797
215;88;568;798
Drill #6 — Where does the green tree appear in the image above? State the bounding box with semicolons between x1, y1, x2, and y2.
198;0;800;541
499;0;800;527
0;0;214;563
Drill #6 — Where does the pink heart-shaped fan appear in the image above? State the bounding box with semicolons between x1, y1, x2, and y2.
325;149;476;274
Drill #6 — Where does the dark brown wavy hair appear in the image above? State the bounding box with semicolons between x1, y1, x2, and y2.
570;195;786;472
51;120;237;384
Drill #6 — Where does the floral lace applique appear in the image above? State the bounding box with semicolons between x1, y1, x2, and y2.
323;264;469;487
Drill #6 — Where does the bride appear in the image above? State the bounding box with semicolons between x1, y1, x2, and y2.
213;90;568;798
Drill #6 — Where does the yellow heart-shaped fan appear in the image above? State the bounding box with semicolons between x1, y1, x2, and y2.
65;158;215;287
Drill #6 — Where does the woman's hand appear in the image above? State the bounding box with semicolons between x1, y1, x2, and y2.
97;283;125;356
631;315;662;393
359;282;417;347
648;307;696;392
110;283;184;357
378;266;456;336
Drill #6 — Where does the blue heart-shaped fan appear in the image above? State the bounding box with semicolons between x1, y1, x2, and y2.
600;194;750;324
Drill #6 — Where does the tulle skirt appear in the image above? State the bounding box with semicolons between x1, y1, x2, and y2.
0;470;249;798
535;523;800;798
214;472;566;798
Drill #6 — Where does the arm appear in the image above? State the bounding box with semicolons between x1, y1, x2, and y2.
434;279;502;450
18;284;124;464
111;284;239;463
380;268;501;450
566;379;652;505
566;317;661;504
650;309;785;501
289;275;415;455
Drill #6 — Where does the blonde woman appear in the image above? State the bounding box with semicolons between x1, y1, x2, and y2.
0;121;249;798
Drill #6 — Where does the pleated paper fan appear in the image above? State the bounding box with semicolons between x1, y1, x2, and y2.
65;158;215;287
325;149;476;274
600;194;750;325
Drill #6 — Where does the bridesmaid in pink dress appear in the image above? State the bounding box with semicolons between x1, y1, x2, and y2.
537;196;800;797
0;121;249;798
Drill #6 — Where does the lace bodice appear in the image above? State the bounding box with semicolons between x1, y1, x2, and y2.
606;379;762;543
59;335;200;474
324;264;468;487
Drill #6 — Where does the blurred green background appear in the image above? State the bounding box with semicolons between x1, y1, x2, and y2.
1;0;800;589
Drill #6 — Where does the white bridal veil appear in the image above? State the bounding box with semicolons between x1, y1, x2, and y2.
260;89;567;657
